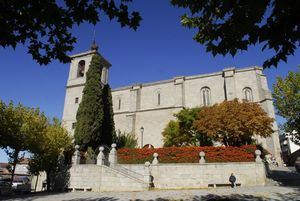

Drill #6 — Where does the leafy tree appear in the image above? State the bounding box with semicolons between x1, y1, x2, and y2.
193;99;274;146
29;118;72;191
273;68;300;145
163;107;212;147
171;0;300;68
0;0;141;65
101;84;115;147
0;101;6;147
162;120;181;147
0;101;48;185
113;130;138;149
75;54;104;151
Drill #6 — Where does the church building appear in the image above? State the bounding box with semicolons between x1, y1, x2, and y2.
62;45;282;162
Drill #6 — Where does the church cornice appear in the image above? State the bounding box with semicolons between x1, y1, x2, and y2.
114;106;184;115
112;66;264;92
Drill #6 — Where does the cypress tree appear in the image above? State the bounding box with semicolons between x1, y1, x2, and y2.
101;84;115;146
74;54;104;151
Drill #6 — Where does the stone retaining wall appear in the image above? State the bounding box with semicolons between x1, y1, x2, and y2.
121;162;266;189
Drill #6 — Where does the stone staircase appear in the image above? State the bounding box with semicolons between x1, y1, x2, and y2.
70;164;148;192
100;165;148;191
70;144;149;192
109;164;145;183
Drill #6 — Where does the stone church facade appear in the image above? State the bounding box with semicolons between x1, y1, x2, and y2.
62;48;282;161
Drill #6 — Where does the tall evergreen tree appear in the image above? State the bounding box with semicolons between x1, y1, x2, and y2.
74;54;104;151
101;84;115;146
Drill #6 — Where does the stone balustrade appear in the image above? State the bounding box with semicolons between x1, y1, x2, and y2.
199;151;206;163
97;146;105;166
72;145;81;165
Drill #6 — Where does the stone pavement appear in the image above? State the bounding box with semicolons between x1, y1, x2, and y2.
1;186;300;201
1;167;300;201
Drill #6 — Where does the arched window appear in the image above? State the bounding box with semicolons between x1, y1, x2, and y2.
77;60;85;77
243;87;253;102
201;87;211;106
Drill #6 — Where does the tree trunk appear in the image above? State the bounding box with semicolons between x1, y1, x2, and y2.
9;150;19;186
46;170;51;191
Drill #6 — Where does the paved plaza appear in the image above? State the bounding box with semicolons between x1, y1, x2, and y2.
1;186;300;201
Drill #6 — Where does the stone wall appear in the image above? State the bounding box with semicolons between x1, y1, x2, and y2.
69;162;266;192
121;162;266;189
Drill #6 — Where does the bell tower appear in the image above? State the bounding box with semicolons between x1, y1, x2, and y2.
62;42;111;135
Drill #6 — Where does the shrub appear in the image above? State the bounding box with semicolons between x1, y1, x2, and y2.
117;145;257;164
113;130;138;149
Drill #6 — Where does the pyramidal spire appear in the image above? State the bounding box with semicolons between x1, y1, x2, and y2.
90;27;98;51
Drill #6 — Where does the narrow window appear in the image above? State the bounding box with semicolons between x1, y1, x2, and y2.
77;60;85;77
157;92;161;106
243;87;253;102
201;87;211;106
72;122;76;129
118;98;121;110
75;97;79;104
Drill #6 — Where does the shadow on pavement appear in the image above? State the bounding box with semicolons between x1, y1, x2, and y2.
268;169;300;186
0;191;66;201
62;198;118;201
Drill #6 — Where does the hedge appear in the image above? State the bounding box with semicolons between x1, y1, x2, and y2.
117;145;257;164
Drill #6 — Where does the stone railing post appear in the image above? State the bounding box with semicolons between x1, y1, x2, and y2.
108;143;117;166
72;145;80;165
255;150;262;162
152;153;159;165
97;146;105;166
144;161;151;190
199;151;206;164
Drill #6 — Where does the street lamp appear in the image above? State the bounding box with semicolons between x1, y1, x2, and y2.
140;126;144;148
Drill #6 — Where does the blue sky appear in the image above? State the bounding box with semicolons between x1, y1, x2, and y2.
0;1;299;162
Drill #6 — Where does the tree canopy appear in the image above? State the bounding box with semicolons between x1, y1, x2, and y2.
162;120;181;147
101;84;115;146
0;0;141;65
0;100;72;191
273;68;300;145
163;107;212;147
29;118;72;191
171;0;300;68
0;100;48;184
193;99;274;146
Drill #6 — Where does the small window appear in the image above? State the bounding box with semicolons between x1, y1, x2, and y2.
118;98;121;110
157;92;161;106
243;87;253;102
72;122;76;129
201;87;211;106
77;60;85;77
154;89;161;106
75;97;79;104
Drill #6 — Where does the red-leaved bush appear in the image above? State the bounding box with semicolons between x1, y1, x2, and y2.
117;145;257;164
